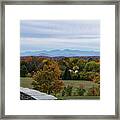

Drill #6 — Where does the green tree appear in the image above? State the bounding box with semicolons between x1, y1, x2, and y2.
20;65;28;77
84;61;99;72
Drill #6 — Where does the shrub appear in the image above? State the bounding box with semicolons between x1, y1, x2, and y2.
79;72;87;80
64;85;73;96
76;84;86;96
87;85;100;96
61;87;66;96
76;88;86;96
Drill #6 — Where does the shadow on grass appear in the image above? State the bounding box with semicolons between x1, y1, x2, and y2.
57;96;100;100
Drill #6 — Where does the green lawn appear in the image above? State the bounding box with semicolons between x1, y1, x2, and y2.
20;77;98;89
20;77;100;100
20;77;33;89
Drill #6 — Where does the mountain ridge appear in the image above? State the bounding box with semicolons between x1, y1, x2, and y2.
21;49;100;57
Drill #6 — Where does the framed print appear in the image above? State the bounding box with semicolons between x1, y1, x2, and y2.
0;0;119;119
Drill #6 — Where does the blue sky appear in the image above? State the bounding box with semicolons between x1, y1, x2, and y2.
20;20;100;52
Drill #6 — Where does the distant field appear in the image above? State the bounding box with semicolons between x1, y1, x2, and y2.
20;77;99;90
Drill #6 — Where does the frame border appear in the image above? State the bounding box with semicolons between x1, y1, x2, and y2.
0;0;119;119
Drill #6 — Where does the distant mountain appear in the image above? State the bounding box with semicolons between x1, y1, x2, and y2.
21;49;100;57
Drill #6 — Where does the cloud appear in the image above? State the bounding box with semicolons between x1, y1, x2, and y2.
21;37;100;51
20;20;100;52
20;20;100;39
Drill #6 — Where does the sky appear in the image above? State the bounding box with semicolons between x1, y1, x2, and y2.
20;20;100;52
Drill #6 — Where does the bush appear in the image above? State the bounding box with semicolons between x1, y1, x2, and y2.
76;88;86;96
64;85;73;96
61;87;66;96
79;72;87;80
87;85;100;96
76;84;86;96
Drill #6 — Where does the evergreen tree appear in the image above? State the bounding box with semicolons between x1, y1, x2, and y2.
63;68;71;80
20;65;28;77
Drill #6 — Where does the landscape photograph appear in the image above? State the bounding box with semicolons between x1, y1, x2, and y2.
20;20;100;100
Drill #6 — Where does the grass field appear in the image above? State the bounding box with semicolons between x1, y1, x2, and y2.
20;77;33;89
20;77;99;89
64;80;98;90
20;77;100;99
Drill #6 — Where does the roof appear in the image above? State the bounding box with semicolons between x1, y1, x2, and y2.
20;87;57;100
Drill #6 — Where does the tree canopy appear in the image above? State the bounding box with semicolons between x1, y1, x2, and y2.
32;60;64;95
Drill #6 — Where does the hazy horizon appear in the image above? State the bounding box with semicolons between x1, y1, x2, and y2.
20;49;100;57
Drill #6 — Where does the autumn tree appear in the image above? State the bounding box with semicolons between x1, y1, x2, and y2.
87;85;100;96
32;60;64;95
86;72;100;83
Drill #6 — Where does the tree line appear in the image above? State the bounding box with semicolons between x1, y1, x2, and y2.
20;56;100;83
